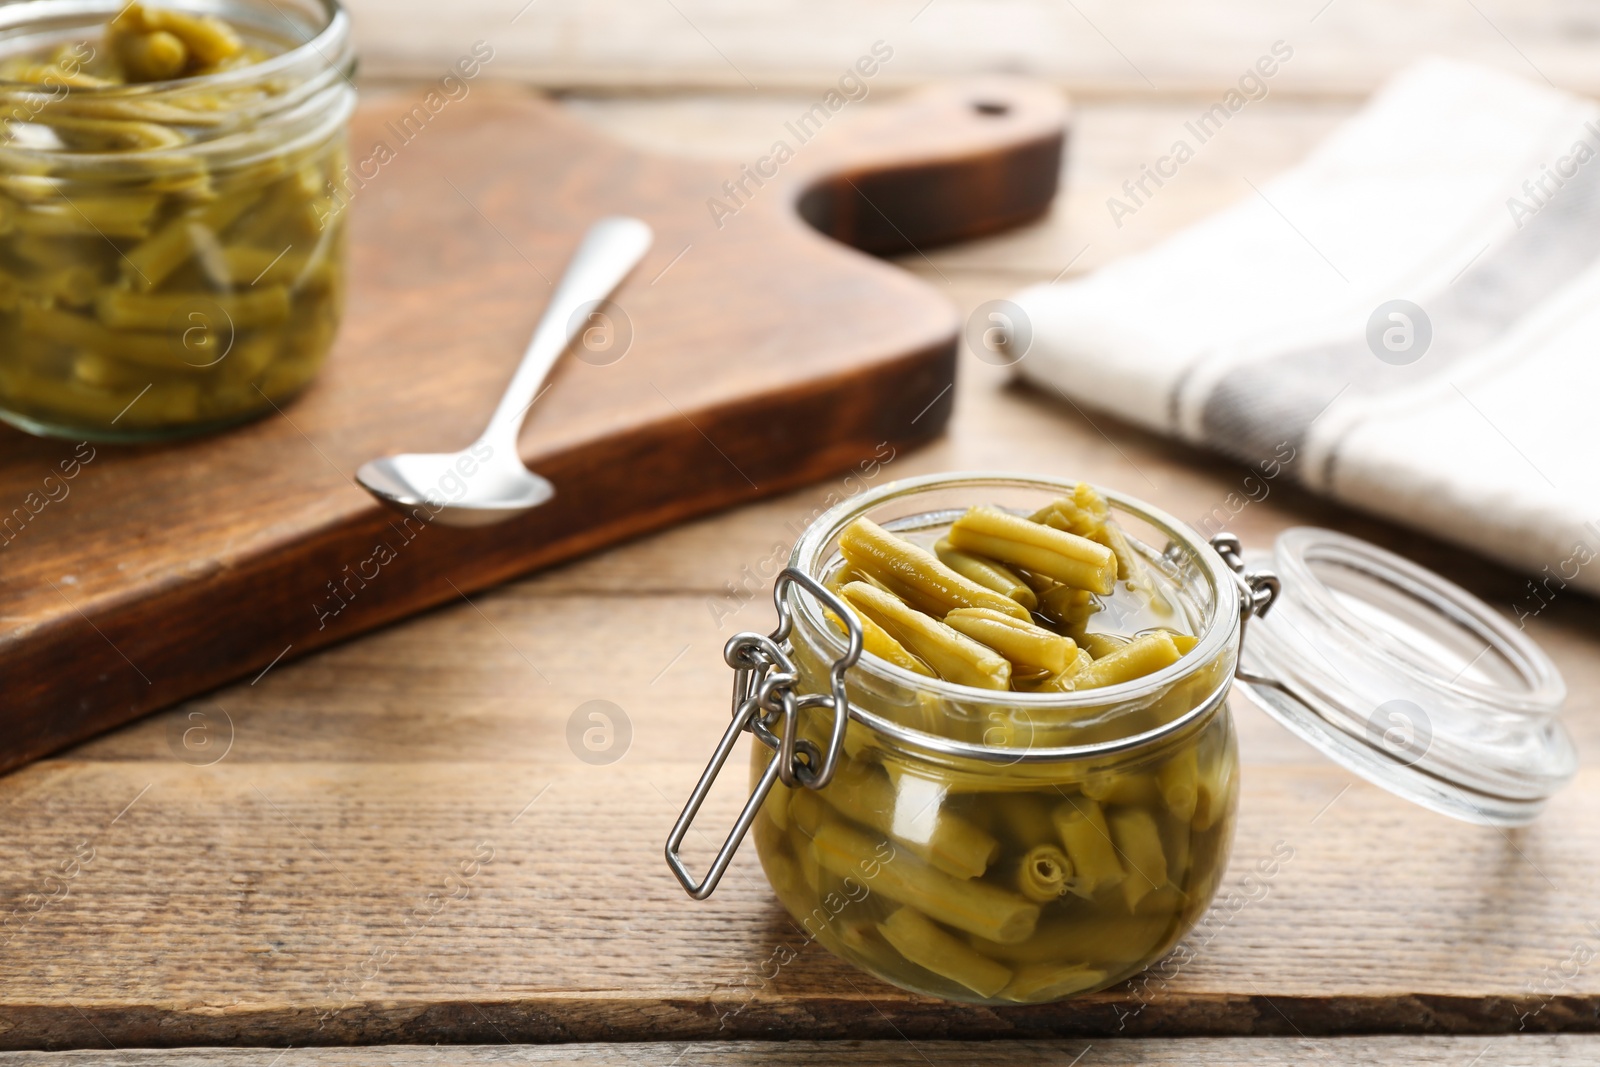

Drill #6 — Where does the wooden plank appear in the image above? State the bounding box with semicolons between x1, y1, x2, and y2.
0;758;1600;1043
2;717;1599;1045
6;1036;1599;1065
2;756;1600;1044
346;0;1600;96
0;79;1068;776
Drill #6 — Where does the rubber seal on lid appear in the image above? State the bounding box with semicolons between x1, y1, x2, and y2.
1236;527;1576;826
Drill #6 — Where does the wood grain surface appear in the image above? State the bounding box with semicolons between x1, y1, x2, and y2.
347;0;1600;97
7;1037;1600;1065
0;79;1065;776
4;74;1600;1061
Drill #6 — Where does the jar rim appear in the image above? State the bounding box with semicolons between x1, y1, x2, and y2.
788;471;1242;763
0;0;351;96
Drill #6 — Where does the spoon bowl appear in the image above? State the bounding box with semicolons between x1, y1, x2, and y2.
356;450;555;528
356;216;653;526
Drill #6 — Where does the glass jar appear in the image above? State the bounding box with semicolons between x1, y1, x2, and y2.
666;471;1576;1006
0;0;355;441
671;473;1249;1005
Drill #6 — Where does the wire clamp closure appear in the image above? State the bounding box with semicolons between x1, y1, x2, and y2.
664;568;863;899
1210;532;1281;681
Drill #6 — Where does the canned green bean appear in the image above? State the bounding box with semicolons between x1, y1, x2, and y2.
0;0;354;440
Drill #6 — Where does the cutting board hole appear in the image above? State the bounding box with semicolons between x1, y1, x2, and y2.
971;100;1010;116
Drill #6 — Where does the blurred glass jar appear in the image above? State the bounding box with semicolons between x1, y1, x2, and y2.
0;0;354;441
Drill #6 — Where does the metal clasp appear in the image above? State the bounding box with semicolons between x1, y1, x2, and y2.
664;568;863;899
1210;532;1281;683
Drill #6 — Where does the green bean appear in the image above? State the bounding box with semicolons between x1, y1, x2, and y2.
13;194;162;238
1026;647;1093;692
1051;798;1124;894
989;792;1057;850
842;582;1011;690
1001;962;1108;1003
1080;632;1131;659
215;333;281;385
944;608;1076;674
969;906;1177;967
1013;843;1072;903
20;304;193;369
0;63;114;89
826;604;932;678
809;817;1041;944
109;3;244;80
1082;771;1159;807
219;244;299;286
1108;807;1168;911
137;6;244;68
0;263;99;307
1157;747;1199;822
122;188;261;290
115;30;188;82
95;285;291;330
840;518;1031;620
948;506;1117;595
1035;583;1098;633
878;907;1013;998
1073;632;1182;690
814;761;999;878
934;539;1037;609
1192;750;1235;832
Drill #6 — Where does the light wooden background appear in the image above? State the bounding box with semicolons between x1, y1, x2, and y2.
7;1;1600;1063
349;0;1598;97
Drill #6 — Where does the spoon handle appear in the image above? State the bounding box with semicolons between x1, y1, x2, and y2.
480;215;653;449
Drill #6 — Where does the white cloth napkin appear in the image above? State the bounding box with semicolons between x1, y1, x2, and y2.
1013;57;1600;609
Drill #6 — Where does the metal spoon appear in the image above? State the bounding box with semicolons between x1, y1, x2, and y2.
357;216;653;527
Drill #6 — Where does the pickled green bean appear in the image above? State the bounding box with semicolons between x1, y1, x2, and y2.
0;3;345;437
809;817;1041;944
842;581;1012;690
1074;632;1182;690
840;517;1031;620
878;907;1013;998
944;608;1076;674
826;604;932;678
806;761;999;878
1013;843;1072;903
934;538;1037;609
1052;797;1124;894
948;506;1117;596
1107;807;1167;911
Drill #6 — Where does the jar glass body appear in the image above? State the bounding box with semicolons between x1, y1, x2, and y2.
747;474;1242;1004
0;0;354;441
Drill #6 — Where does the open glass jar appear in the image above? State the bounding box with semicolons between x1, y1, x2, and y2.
0;0;355;441
667;472;1577;1006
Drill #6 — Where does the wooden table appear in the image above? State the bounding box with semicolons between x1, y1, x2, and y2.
7;2;1600;1062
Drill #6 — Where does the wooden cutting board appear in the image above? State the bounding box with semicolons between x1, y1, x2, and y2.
0;78;1065;775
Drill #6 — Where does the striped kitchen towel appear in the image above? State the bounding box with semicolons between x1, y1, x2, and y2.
1011;57;1600;608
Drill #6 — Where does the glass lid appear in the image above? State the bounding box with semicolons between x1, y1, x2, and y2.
1235;527;1576;826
